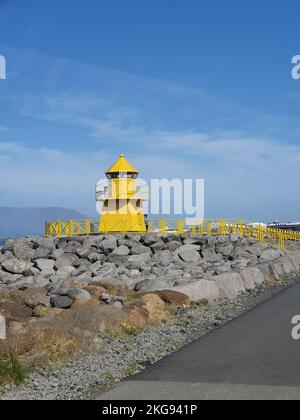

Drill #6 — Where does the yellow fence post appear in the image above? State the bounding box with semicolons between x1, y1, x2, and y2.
279;231;286;250
159;220;166;234
238;220;244;236
199;222;204;235
177;220;184;235
55;222;61;237
85;220;91;236
220;220;226;236
206;222;212;235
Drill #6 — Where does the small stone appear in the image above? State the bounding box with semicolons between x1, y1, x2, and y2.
65;288;92;301
50;295;74;309
113;301;123;310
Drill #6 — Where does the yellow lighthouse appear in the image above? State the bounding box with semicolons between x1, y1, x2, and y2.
96;155;147;233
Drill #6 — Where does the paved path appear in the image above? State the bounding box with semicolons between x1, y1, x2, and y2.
98;283;300;400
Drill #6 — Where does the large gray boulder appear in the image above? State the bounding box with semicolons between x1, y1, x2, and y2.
100;239;118;255
240;267;264;289
34;237;56;250
229;234;242;243
171;279;220;303
92;262;116;279
88;252;106;264
216;242;234;258
141;234;161;246
126;253;151;269
130;244;151;255
150;241;166;253
231;258;250;270
73;258;92;272
157;250;174;267
214;262;231;275
135;277;174;293
0;251;14;264
201;247;217;259
286;253;300;271
35;246;52;259
279;257;298;275
176;244;201;254
2;257;33;275
23;266;41;277
178;249;200;264
212;272;245;299
256;262;276;283
56;266;76;280
33;275;51;289
73;271;93;282
35;258;55;272
52;249;65;260
55;254;78;269
268;258;296;279
76;245;95;258
4;239;15;252
112;245;130;256
0;269;23;284
165;241;182;251
13;239;35;262
261;249;282;261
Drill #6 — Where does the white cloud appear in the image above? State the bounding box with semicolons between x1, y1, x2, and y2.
1;130;300;222
1;48;300;220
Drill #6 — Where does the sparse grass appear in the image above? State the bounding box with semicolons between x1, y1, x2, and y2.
36;333;76;364
104;323;143;339
0;351;27;388
120;323;142;337
190;299;209;308
98;371;119;393
121;361;142;377
124;293;139;305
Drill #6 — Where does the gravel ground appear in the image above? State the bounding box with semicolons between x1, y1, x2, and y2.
1;274;299;400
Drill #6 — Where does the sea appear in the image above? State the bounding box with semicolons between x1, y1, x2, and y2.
0;239;4;246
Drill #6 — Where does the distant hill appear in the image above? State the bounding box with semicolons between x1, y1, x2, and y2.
0;207;87;239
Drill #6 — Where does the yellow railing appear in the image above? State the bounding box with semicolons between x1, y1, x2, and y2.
44;219;300;250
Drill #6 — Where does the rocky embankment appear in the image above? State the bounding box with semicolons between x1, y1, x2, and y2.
0;233;300;398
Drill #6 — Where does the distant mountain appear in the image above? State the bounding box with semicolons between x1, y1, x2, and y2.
0;207;87;239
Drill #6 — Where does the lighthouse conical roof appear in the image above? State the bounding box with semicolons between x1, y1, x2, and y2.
106;154;139;174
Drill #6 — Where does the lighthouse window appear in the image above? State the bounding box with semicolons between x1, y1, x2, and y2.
106;172;138;179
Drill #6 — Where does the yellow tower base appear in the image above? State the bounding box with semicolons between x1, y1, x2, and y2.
99;199;146;233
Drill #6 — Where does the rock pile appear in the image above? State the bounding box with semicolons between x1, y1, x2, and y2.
0;233;299;360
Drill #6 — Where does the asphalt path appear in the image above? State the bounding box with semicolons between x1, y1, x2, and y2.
98;282;300;400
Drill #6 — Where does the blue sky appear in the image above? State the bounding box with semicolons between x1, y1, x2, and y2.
0;0;300;221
